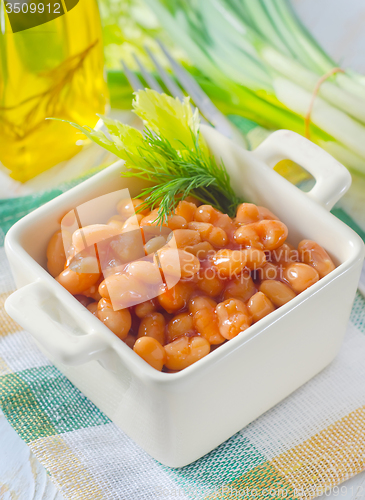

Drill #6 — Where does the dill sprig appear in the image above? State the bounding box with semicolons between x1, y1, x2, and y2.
50;90;243;224
121;128;242;224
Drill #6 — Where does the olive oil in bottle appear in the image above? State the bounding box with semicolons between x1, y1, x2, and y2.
0;0;108;182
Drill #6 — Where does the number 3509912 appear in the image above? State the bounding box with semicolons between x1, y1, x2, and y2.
5;2;62;14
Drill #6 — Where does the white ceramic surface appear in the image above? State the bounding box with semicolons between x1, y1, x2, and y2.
4;128;364;467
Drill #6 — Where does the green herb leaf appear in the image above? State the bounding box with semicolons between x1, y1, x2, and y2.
132;88;207;154
50;90;243;222
122;127;242;223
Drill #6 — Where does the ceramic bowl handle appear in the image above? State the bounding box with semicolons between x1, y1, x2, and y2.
252;130;351;211
5;281;110;366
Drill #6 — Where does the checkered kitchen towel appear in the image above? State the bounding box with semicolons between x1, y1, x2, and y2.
1;186;365;500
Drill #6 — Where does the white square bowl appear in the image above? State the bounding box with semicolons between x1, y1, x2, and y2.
5;127;364;467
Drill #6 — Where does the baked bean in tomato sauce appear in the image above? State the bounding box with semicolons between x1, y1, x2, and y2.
47;200;336;371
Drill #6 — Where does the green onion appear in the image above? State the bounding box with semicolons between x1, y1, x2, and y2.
144;0;365;175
